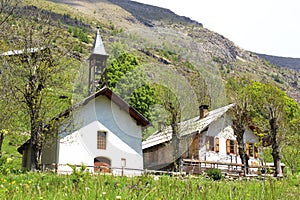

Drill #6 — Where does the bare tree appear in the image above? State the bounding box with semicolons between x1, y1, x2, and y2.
156;85;181;171
1;8;77;170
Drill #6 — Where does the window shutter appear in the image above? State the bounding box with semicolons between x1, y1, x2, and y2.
254;145;258;158
215;137;219;153
246;143;249;156
236;142;239;155
226;139;230;154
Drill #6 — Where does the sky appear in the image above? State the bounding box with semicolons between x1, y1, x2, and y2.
133;0;300;58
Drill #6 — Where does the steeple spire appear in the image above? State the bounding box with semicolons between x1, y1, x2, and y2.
91;27;108;56
88;27;109;96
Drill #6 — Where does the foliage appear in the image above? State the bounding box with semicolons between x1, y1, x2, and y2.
107;51;158;120
246;82;299;176
0;172;299;199
68;26;89;43
67;163;90;188
206;168;223;181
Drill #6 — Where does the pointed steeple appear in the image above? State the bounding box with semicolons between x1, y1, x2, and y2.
88;27;109;96
91;27;108;56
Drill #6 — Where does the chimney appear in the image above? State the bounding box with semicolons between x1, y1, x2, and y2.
199;105;209;119
158;121;164;132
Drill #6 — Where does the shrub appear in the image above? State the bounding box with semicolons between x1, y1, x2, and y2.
206;168;222;180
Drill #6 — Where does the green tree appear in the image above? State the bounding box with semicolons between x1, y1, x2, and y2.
0;9;77;170
107;52;157;120
280;97;300;175
226;77;252;174
248;82;295;177
107;52;139;89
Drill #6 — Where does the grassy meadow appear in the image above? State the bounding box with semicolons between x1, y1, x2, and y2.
0;170;299;200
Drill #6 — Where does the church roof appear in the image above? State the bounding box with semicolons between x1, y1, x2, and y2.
90;28;108;56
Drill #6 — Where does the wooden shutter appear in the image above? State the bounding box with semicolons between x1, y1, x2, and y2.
246;143;249;156
215;137;219;153
226;139;230;154
236;142;239;155
254;145;258;158
234;141;238;154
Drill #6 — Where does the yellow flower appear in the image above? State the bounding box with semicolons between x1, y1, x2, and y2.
10;181;16;185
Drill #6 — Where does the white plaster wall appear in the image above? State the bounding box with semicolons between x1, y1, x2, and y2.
57;95;144;175
198;114;259;165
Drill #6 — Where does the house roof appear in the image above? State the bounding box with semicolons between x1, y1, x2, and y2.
1;47;46;56
18;87;150;154
142;104;234;150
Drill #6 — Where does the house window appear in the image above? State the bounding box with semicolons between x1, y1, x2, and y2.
121;158;126;168
246;143;258;158
226;139;236;154
97;131;106;149
206;136;214;151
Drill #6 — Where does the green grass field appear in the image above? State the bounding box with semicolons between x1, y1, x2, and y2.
0;171;299;200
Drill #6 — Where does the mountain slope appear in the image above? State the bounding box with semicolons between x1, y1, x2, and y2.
257;53;300;71
43;0;300;105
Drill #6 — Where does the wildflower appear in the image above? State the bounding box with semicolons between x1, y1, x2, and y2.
6;157;13;163
10;181;16;185
198;185;203;191
154;176;159;181
246;193;250;197
102;192;106;195
116;196;121;199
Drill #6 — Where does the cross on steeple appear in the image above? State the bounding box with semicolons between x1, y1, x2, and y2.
87;27;109;95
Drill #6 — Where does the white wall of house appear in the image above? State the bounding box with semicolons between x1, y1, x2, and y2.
198;114;259;166
56;96;144;175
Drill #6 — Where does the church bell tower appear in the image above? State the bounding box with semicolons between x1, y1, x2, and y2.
88;27;109;95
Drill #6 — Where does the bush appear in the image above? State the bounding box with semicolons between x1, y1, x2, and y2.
206;168;222;180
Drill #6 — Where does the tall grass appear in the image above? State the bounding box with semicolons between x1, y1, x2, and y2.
0;172;299;199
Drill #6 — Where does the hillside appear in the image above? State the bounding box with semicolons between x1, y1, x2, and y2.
257;53;300;71
6;0;300;107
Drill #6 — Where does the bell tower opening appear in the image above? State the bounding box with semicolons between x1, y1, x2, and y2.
87;27;109;95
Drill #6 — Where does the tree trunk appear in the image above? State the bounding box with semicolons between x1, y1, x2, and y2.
270;118;282;177
171;122;180;172
0;131;4;158
236;130;249;175
30;121;43;171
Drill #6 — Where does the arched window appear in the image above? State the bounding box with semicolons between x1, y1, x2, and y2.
94;157;111;173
